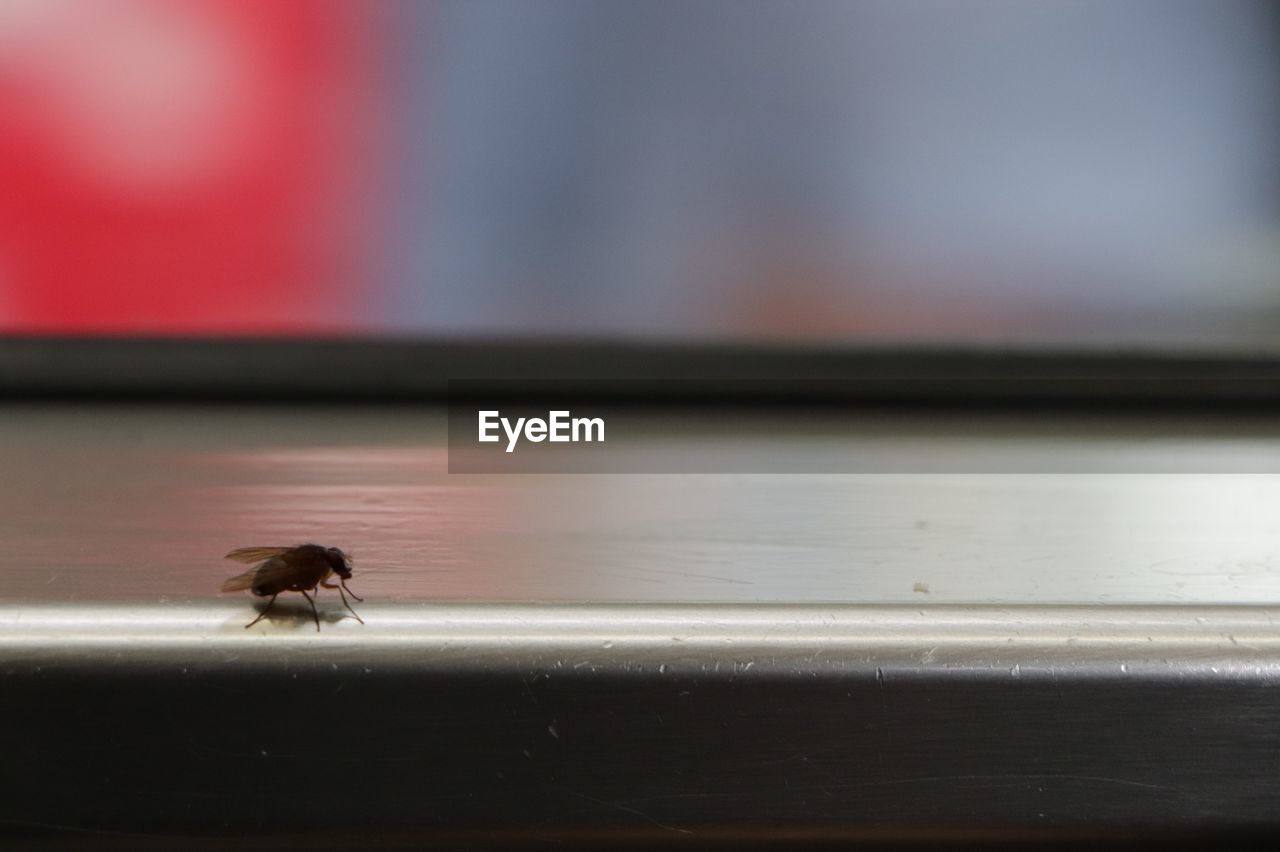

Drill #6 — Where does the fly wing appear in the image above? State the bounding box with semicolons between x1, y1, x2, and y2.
220;556;297;593
224;546;292;564
221;567;260;592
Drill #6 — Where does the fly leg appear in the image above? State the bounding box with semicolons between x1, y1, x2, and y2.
341;577;364;602
245;593;279;629
299;589;321;632
324;578;364;624
336;581;364;624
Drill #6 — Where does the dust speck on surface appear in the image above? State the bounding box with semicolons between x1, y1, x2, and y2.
912;581;930;594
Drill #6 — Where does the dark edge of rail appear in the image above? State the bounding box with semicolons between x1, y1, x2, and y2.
3;336;1280;407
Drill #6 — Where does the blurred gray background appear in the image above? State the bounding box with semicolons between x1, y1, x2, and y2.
393;0;1280;343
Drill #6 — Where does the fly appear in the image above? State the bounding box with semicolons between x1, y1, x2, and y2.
221;544;364;631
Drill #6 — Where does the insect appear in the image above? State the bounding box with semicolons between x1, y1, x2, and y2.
221;544;364;631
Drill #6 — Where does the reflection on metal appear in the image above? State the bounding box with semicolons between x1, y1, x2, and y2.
3;603;1280;847
9;405;1280;605
1;603;1277;674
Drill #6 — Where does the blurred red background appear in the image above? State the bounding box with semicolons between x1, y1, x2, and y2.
0;0;379;334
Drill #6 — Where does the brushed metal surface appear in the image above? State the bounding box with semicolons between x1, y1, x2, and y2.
7;404;1280;604
3;603;1280;847
4;601;1276;670
5;403;1280;847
